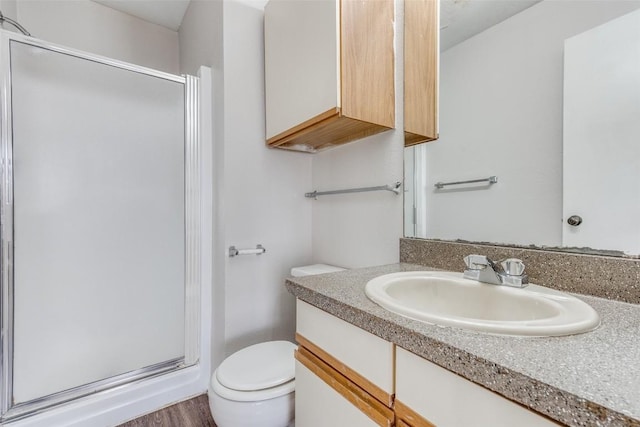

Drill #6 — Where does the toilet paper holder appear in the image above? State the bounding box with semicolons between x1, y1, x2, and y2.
229;244;266;257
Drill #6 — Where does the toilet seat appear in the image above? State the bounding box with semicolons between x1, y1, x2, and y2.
217;341;296;391
212;372;295;402
212;340;297;402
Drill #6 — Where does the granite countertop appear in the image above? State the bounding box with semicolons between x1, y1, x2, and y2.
285;263;640;427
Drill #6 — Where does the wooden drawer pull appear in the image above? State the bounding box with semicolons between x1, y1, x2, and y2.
395;400;436;427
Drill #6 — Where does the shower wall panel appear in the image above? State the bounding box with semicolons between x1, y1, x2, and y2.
9;41;186;403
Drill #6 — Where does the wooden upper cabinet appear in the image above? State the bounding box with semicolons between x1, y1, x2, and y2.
404;0;439;146
264;0;395;153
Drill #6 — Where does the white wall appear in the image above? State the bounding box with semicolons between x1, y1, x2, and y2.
179;0;313;361
0;0;16;21
221;0;312;355
421;0;640;247
310;0;405;269
1;0;179;73
311;133;404;268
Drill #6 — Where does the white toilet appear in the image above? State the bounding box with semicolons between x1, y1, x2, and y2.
208;264;345;427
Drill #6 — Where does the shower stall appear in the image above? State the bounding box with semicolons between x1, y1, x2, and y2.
0;30;210;425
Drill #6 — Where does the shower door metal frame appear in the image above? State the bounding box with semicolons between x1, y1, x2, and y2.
0;30;201;422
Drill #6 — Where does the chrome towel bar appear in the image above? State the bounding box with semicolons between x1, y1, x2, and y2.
434;176;498;189
229;244;266;257
305;182;402;199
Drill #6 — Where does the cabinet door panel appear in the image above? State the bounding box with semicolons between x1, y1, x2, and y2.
264;0;338;139
295;360;381;427
396;348;560;427
296;300;394;402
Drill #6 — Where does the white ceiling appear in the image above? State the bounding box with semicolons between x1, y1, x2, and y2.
91;0;191;31
91;0;542;48
440;0;542;51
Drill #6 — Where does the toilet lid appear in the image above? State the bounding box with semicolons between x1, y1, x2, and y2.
216;341;297;391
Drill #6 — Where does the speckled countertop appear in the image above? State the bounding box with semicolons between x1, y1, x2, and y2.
285;263;640;427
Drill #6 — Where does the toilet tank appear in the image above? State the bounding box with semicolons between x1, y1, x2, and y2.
290;264;345;277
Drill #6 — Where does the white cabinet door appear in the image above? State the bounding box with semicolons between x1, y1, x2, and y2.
295;360;380;427
264;0;339;139
396;348;560;427
296;300;394;402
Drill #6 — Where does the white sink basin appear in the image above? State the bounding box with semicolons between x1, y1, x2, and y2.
365;271;600;336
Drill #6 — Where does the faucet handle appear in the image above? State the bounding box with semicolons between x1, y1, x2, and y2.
463;254;489;270
500;258;526;276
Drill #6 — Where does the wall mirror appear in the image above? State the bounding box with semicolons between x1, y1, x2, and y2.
404;0;640;257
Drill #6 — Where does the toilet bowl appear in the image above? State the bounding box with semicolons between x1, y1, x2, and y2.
209;264;345;427
208;340;296;427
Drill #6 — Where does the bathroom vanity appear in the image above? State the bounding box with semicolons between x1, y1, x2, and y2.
286;264;640;426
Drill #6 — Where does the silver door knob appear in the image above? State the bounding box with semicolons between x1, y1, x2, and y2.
567;215;582;226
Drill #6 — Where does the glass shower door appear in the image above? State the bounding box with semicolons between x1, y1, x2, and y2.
1;35;200;420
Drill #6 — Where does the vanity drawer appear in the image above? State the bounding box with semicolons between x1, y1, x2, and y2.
296;300;394;406
396;348;560;427
295;347;393;427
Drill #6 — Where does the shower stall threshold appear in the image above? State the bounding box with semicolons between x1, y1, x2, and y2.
2;357;187;423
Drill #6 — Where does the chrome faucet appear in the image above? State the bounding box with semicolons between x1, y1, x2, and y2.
463;254;529;288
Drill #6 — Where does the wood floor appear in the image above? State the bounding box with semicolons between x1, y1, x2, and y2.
118;394;217;427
